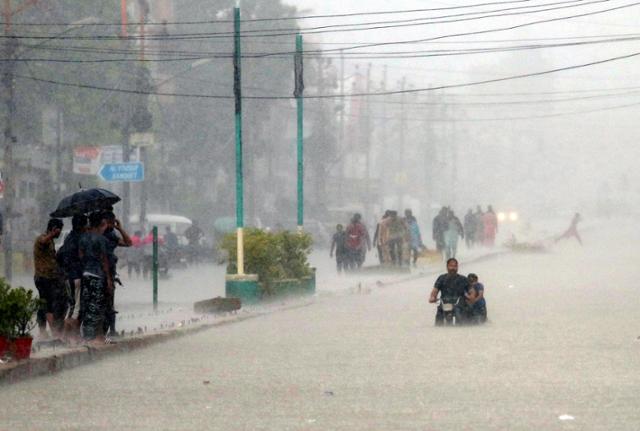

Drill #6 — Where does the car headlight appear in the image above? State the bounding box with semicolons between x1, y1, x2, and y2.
509;212;519;222
497;212;506;222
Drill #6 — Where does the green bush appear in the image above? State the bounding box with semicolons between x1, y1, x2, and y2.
0;280;42;338
221;228;313;294
273;231;313;280
0;279;12;337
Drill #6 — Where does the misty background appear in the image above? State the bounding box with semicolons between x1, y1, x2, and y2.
2;0;639;255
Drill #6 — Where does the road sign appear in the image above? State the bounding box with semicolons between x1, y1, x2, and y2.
74;146;140;175
98;162;144;183
129;132;154;148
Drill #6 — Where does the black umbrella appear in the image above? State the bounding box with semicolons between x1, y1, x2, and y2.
50;188;121;218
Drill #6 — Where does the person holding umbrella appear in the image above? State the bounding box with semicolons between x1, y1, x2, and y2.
50;187;122;343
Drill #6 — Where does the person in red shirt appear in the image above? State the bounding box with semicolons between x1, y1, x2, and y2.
345;213;371;270
482;206;498;247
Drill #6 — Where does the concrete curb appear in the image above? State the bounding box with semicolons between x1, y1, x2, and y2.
0;300;314;386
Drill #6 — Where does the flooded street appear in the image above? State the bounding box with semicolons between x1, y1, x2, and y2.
2;220;639;430
1;0;639;429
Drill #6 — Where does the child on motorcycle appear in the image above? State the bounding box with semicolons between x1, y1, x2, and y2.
467;273;487;324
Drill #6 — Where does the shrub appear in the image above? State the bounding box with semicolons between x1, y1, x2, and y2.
0;279;12;337
221;228;313;294
273;231;313;280
4;285;41;338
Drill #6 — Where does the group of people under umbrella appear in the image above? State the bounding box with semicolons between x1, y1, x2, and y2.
33;188;134;345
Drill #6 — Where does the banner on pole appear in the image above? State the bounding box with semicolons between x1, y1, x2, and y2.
294;36;304;98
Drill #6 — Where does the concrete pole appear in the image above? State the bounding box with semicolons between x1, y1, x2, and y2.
233;7;244;275
2;0;16;280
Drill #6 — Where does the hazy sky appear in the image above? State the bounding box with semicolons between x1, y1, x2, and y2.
282;1;640;213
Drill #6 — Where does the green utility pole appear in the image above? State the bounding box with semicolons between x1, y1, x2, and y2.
152;225;158;311
233;6;245;274
294;34;304;230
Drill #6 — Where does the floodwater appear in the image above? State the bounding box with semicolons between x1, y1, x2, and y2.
1;218;639;430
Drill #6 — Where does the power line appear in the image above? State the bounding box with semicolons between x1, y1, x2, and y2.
154;68;640;103
0;0;622;41
14;49;640;99
367;88;640;106
6;35;640;63
298;1;640;55
121;0;595;37
18;30;639;52
15;31;640;61
293;99;640;121
0;0;551;26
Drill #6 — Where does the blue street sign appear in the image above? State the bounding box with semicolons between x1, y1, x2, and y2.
98;162;144;183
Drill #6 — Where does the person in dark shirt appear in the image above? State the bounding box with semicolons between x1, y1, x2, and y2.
429;258;475;325
57;214;87;343
184;221;204;264
33;218;65;339
102;211;132;337
164;226;179;267
330;224;347;274
79;213;112;344
467;273;487;324
164;226;179;250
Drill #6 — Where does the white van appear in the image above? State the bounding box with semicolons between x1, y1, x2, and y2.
129;214;193;245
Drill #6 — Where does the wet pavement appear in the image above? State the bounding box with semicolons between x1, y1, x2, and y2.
1;221;639;430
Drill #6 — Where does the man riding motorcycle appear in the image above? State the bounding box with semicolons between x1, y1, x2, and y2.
429;258;475;325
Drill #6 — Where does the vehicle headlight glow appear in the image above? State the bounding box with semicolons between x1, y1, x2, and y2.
497;212;506;222
509;211;519;222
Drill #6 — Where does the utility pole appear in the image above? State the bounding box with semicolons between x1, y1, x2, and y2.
423;92;435;214
398;77;406;210
138;1;147;228
339;49;345;208
365;63;372;217
55;109;63;193
2;33;16;281
294;34;304;230
380;66;387;205
0;0;33;281
233;6;244;275
451;106;457;208
121;0;131;226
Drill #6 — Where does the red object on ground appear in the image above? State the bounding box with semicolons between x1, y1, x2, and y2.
11;337;33;360
0;336;8;357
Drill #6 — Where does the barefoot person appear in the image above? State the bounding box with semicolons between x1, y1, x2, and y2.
58;214;88;344
33;219;66;340
79;213;113;345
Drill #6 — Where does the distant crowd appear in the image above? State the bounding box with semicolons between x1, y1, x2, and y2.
433;205;499;261
330;205;500;273
330;210;426;273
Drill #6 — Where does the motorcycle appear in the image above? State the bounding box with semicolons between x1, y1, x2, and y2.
435;296;463;326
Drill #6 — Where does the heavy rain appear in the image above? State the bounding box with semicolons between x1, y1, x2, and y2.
1;0;639;430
